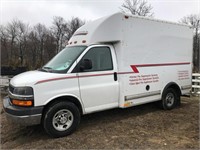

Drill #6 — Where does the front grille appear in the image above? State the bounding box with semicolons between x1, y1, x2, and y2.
9;84;14;93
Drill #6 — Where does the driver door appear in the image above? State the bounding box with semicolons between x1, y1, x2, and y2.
74;45;119;113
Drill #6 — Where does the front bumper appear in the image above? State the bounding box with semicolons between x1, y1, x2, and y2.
3;96;44;126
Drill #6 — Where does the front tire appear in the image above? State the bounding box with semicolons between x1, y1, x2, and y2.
43;101;80;138
161;88;179;110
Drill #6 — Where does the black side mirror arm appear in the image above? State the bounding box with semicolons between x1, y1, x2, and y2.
80;59;92;71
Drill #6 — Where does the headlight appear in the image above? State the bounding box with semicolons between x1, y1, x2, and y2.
9;84;33;96
13;87;33;96
9;85;34;107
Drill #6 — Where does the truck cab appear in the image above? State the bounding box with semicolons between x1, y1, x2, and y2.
4;44;120;137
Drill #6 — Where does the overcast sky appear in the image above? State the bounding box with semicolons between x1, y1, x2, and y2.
0;0;199;27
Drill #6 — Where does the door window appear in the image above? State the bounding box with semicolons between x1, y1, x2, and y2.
76;47;113;72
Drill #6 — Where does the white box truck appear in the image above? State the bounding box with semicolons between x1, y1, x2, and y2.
3;13;193;137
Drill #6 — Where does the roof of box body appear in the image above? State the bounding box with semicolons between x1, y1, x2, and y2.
67;12;192;47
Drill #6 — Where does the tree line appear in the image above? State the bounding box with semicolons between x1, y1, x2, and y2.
1;0;200;72
0;17;84;70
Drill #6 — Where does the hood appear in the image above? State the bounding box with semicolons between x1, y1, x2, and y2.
10;70;65;87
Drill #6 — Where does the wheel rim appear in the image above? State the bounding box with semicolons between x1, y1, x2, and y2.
52;109;74;131
165;93;175;107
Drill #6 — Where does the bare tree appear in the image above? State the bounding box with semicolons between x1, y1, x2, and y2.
44;30;57;63
28;30;38;68
180;14;200;72
15;20;30;66
51;16;85;53
0;25;9;65
121;0;153;17
34;23;48;65
6;19;19;64
66;17;85;40
52;16;68;53
181;14;200;30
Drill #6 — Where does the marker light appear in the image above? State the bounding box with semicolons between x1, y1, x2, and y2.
124;15;129;19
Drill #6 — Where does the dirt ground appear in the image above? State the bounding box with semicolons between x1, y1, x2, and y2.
0;94;199;149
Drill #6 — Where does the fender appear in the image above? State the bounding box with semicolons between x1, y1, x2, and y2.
44;93;85;114
162;82;182;97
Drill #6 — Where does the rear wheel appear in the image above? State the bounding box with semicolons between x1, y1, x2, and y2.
43;101;80;138
161;88;179;110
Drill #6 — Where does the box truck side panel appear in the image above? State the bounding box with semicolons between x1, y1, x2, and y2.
115;16;193;107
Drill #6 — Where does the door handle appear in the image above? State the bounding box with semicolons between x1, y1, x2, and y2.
114;72;117;81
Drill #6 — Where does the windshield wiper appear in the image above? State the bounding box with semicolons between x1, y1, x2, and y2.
42;66;53;72
43;66;52;70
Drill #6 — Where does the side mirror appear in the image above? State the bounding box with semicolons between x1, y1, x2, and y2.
80;59;92;71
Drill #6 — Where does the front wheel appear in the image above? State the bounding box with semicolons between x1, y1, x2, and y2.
161;88;179;110
43;101;80;138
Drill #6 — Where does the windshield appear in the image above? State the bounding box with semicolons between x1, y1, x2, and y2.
42;46;87;73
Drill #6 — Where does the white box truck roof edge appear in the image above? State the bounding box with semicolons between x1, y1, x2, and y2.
69;12;192;46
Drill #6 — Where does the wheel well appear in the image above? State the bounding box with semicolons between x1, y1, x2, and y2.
42;96;83;116
162;82;182;97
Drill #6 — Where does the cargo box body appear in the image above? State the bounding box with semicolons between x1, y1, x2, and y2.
69;12;193;108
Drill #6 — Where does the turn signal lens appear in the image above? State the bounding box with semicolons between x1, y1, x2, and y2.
12;100;33;106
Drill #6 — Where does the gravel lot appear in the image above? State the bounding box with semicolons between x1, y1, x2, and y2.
1;94;199;149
